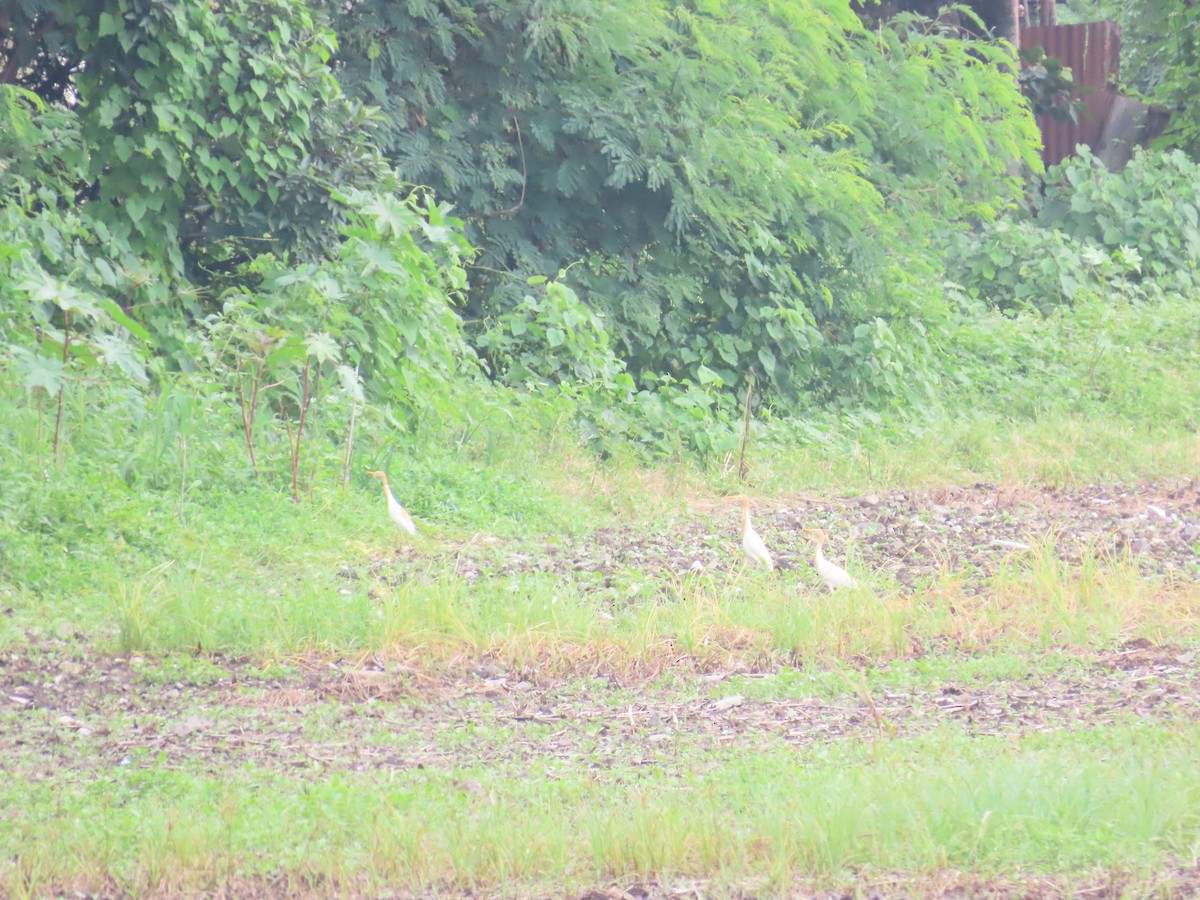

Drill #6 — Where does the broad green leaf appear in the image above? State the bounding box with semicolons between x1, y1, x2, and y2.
125;195;147;224
98;11;121;37
98;300;152;342
14;351;67;394
756;346;776;377
304;332;341;364
92;334;148;383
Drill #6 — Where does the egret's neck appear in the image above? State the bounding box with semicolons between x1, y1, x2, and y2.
741;506;750;536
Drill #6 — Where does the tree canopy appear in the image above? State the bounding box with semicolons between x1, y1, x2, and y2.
0;0;1086;434
3;0;386;278
329;0;1039;404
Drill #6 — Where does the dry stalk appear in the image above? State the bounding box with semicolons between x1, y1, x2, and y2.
737;369;755;482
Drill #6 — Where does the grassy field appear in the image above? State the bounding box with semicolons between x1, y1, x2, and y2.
2;396;1200;897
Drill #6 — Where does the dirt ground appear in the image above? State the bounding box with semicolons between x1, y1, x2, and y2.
31;865;1200;900
4;481;1200;898
372;480;1200;588
3;638;1199;779
4;636;1199;897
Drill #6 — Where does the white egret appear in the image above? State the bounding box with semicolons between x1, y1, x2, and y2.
739;495;774;570
804;527;857;590
366;470;418;536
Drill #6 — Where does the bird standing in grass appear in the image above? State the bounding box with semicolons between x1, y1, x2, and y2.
804;528;856;590
366;470;418;536
739;495;774;570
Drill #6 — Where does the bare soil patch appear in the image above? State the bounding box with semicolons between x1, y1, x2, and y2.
28;863;1200;899
371;481;1200;588
2;637;1197;782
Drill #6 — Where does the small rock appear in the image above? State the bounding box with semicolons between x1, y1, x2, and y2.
173;716;211;736
710;694;744;712
990;539;1031;551
859;494;882;508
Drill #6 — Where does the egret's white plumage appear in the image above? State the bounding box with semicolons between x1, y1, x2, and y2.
805;528;856;590
740;495;774;570
366;470;418;536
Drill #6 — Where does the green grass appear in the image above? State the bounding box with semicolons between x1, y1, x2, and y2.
752;413;1200;495
721;650;1084;702
4;725;1198;897
3;292;1200;897
13;524;1193;671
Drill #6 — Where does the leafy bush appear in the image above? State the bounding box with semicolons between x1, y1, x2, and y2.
477;275;740;459
330;0;1039;409
212;190;479;415
479;275;627;388
57;1;385;274
1037;147;1200;294
949;146;1200;314
950;219;1144;313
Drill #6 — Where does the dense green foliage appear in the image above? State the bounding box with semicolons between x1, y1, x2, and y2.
330;0;1039;405
2;0;1199;480
5;0;385;278
951;147;1200;312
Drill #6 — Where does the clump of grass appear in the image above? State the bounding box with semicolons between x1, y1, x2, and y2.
131;654;232;686
925;538;1200;652
314;538;1200;682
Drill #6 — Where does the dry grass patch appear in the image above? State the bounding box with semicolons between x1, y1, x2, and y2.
351;536;1200;684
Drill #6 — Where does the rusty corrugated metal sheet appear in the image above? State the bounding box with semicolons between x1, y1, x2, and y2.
1023;22;1120;168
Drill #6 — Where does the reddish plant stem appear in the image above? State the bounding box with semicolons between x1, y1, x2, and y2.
236;360;261;473
291;359;311;503
53;309;71;467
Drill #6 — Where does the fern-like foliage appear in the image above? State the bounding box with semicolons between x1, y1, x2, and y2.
330;0;1039;408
